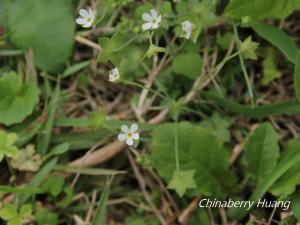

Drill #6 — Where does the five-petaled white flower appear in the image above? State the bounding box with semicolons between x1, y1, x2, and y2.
118;123;139;146
108;68;120;82
142;9;162;31
76;8;95;28
182;21;193;39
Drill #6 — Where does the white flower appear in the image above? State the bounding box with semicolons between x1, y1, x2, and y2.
142;9;162;31
118;123;139;146
76;8;95;28
108;68;120;82
181;21;193;39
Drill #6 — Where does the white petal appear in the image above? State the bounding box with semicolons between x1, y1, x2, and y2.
82;21;93;28
76;18;86;25
130;123;138;132
132;133;139;140
79;9;89;18
118;133;128;142
121;125;129;133
126;137;134;146
150;9;158;18
142;22;153;31
157;15;162;23
88;8;95;18
142;13;152;22
152;22;159;29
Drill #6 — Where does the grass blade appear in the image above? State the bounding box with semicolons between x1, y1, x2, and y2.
294;52;300;100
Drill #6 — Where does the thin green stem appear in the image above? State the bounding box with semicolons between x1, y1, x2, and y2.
123;80;168;101
233;24;255;108
113;35;138;52
174;118;180;171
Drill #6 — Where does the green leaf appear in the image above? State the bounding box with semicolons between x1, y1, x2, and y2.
292;192;300;220
270;163;300;196
41;175;65;196
168;170;197;196
251;21;299;64
225;0;300;20
8;217;22;225
35;208;58;225
5;0;75;73
151;122;236;198
0;72;39;125
294;52;300;100
262;48;282;85
62;60;91;78
0;204;18;220
239;36;259;60
172;52;202;79
199;112;232;143
19;204;32;218
44;142;69;161
92;182;110;225
0;130;18;162
243;123;279;181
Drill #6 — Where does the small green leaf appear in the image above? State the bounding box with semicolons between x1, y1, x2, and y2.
8;217;22;225
41;175;65;196
262;48;282;85
243;123;279;181
89;111;106;129
19;204;32;218
35;208;58;225
144;44;166;58
0;130;18;162
239;36;259;60
168;170;197;196
0;72;39;125
0;204;18;220
292;192;300;220
172;52;202;79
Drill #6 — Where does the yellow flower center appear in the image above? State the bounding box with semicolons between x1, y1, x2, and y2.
152;18;157;24
127;132;132;137
86;17;92;22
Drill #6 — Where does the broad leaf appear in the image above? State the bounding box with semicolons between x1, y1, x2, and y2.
5;0;75;73
262;48;282;85
243;123;279;181
151;122;236;198
225;0;300;20
0;72;39;125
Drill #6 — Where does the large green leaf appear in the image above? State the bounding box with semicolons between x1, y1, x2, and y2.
243;123;279;181
151;122;236;198
5;0;75;73
251;21;299;64
0;72;39;125
225;0;300;20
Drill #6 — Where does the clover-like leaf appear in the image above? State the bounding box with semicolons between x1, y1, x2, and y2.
0;130;18;162
0;72;39;125
151;122;236;198
168;170;197;196
11;145;42;172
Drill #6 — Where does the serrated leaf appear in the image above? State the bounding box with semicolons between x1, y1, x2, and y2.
262;48;282;85
240;36;259;60
0;72;39;125
5;0;75;73
225;0;300;20
172;52;202;79
151;122;236;198
0;130;18;162
168;170;197;196
243;123;279;181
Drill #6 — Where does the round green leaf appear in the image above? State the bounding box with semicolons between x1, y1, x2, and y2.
5;0;75;73
0;72;39;125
